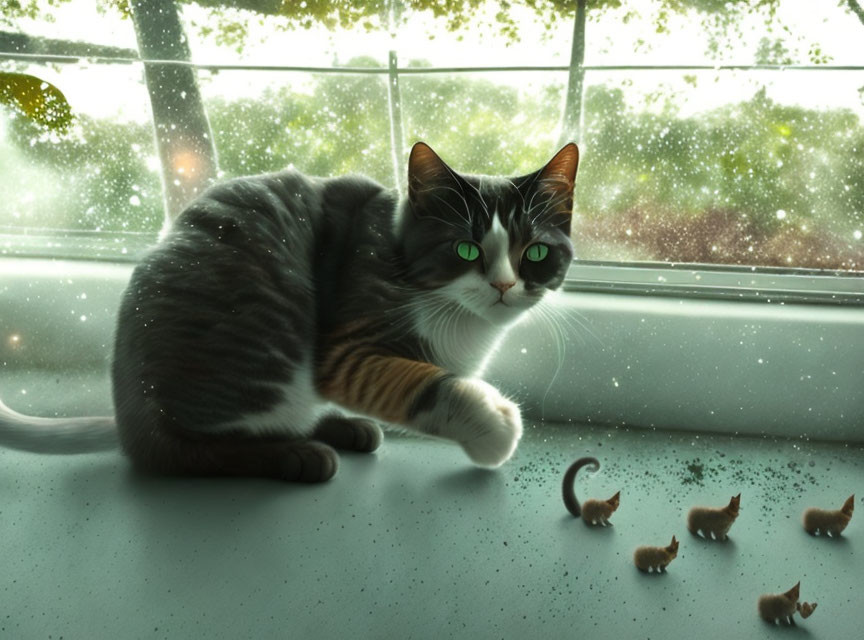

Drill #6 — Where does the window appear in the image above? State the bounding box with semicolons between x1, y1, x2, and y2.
2;0;863;278
1;7;862;636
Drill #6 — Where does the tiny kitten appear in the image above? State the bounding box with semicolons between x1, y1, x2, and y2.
758;582;801;625
0;142;579;483
582;491;620;527
802;494;854;537
561;456;619;526
633;535;679;573
687;493;740;540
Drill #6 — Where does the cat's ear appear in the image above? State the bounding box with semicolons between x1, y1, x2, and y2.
407;142;461;214
842;494;854;514
537;143;579;203
785;582;801;600
521;143;579;231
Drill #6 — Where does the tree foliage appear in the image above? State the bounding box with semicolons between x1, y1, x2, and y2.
0;0;797;51
2;62;862;269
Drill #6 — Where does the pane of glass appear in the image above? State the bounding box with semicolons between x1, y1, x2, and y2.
391;5;570;68
0;60;164;237
200;68;394;187
180;4;390;68
575;71;864;272
178;1;568;68
586;1;861;67
400;72;565;176
1;2;138;51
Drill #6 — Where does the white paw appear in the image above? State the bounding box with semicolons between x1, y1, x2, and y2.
449;378;523;468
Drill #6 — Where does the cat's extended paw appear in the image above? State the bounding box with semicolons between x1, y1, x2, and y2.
449;378;523;468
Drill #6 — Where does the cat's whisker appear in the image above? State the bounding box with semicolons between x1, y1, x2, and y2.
382;295;453;343
528;191;570;226
465;177;491;222
531;297;585;347
528;303;568;421
524;189;542;222
504;179;526;210
539;297;605;349
415;184;473;227
536;303;586;349
429;194;472;228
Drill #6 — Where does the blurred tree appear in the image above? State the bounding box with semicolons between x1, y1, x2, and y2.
2;1;863;269
0;1;803;50
4;63;863;269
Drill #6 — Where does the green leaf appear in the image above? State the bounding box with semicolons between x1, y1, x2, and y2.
0;72;73;131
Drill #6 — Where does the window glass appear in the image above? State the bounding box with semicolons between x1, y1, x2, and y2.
574;72;864;271
0;61;163;235
400;72;565;176
1;1;137;50
201;69;394;186
1;0;862;274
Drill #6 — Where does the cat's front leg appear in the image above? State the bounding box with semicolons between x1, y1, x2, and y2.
410;377;523;468
315;352;522;467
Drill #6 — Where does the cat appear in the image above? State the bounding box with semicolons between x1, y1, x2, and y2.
687;493;740;540
581;491;620;527
758;582;801;625
633;535;679;572
802;495;854;537
0;141;579;482
560;456;619;525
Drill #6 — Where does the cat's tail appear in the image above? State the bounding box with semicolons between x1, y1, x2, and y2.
0;397;118;454
562;456;600;518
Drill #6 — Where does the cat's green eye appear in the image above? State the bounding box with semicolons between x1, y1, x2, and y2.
525;243;549;262
455;241;480;262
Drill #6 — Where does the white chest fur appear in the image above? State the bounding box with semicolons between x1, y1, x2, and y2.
412;301;508;377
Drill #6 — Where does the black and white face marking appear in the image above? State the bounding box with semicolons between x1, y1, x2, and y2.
437;211;536;324
400;142;579;326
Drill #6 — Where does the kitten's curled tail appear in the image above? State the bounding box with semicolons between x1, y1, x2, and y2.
562;456;600;517
0;397;118;454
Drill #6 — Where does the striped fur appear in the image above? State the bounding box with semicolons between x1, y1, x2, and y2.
0;142;579;482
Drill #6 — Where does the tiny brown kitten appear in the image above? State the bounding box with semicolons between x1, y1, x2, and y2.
758;582;801;625
582;491;620;527
797;601;818;619
802;494;854;537
561;457;620;526
687;493;740;541
633;536;679;573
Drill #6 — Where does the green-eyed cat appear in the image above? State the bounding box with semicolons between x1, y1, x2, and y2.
0;142;579;482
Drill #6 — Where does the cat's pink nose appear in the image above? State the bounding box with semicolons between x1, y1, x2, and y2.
490;281;515;294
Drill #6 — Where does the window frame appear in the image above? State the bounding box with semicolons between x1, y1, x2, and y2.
1;2;864;289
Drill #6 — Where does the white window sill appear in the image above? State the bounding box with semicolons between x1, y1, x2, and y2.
2;257;862;443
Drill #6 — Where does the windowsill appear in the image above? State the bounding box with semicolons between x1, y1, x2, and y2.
1;418;861;638
1;256;863;443
567;260;864;305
